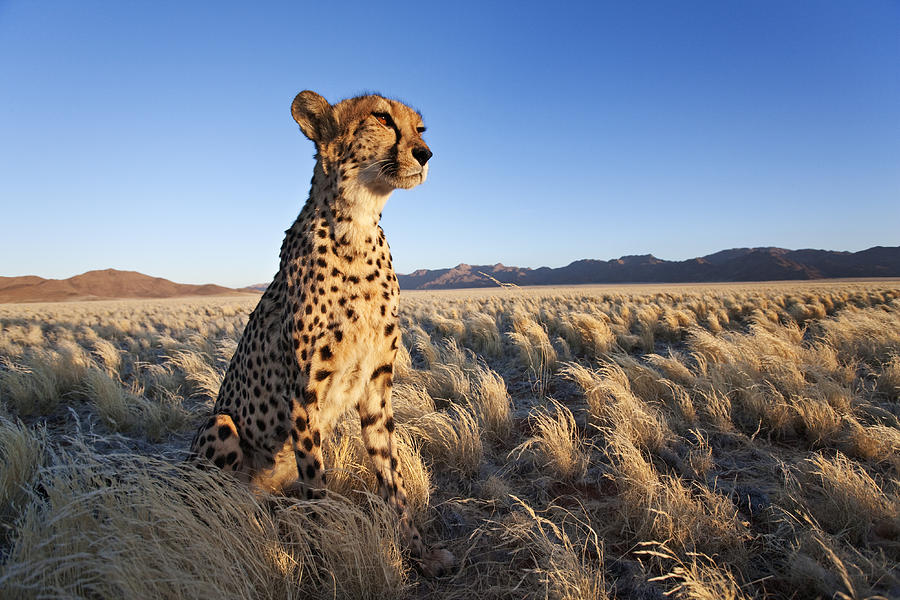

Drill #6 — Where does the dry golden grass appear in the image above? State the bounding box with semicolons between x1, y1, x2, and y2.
1;280;899;598
485;497;608;600
405;405;484;478
511;399;590;482
467;364;513;442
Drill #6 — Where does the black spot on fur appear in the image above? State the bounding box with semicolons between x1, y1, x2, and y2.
371;363;393;380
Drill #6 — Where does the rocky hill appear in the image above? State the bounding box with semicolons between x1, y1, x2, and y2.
0;269;258;303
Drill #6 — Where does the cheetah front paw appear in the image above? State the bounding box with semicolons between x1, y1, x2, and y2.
417;547;455;577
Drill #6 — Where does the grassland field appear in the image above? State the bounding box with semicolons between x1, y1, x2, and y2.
1;280;899;599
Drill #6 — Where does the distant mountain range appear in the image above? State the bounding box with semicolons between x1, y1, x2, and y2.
396;246;900;290
0;269;258;303
4;246;898;303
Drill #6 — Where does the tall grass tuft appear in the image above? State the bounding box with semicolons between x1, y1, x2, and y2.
164;350;223;400
468;364;513;442
405;405;483;477
511;399;590;482
487;497;608;600
0;419;46;542
561;361;668;452
508;311;557;397
91;339;122;377
798;452;899;545
641;544;747;600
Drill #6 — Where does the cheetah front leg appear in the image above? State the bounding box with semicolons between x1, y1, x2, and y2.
361;367;454;576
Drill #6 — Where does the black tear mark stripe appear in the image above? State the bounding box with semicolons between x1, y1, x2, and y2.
383;114;401;142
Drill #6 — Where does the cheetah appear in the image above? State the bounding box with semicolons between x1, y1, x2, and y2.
190;90;453;576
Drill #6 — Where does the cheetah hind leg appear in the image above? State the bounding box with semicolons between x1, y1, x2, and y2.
189;414;244;473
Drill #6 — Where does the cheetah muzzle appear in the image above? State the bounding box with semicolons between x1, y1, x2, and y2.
189;90;453;577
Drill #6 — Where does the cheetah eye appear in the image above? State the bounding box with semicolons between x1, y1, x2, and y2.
372;112;394;128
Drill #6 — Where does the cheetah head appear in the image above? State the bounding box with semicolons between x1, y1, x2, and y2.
291;91;431;193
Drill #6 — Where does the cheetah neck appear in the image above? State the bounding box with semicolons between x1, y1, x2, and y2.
307;161;391;253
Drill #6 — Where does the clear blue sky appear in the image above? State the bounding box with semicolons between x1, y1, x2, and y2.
1;1;897;288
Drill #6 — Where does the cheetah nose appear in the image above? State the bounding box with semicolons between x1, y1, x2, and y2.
412;146;432;166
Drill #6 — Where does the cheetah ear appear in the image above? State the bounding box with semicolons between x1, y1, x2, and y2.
291;91;337;146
